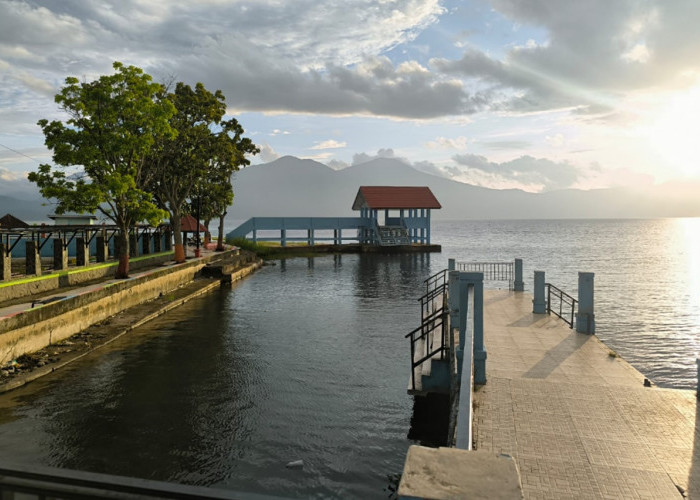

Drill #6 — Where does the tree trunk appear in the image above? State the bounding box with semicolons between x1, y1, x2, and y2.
203;218;212;246
115;227;130;278
216;212;226;251
171;212;186;263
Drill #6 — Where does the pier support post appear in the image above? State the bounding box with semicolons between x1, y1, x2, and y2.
533;271;546;313
53;238;68;270
449;271;487;385
25;241;41;276
129;232;139;258
164;230;172;251
281;229;286;247
576;272;595;334
142;232;151;255
96;236;108;263
448;258;455;271
0;244;11;281
514;258;524;291
76;237;89;267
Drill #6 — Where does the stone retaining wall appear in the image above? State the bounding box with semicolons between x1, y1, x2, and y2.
0;251;239;364
0;252;175;304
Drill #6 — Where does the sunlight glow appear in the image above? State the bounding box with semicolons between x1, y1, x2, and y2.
649;86;700;178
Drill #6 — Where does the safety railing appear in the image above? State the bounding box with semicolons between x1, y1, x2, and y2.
455;261;514;283
546;283;577;328
0;462;285;499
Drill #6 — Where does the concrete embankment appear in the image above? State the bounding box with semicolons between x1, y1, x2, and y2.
0;252;175;304
0;250;262;387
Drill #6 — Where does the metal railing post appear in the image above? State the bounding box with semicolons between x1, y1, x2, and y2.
533;271;546;313
576;272;595;334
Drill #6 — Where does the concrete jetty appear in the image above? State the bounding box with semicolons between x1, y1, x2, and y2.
475;289;697;499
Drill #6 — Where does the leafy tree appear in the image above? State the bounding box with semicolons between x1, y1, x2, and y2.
29;62;174;278
147;82;228;262
199;118;259;251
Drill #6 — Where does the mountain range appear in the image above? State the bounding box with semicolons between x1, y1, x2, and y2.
1;156;699;224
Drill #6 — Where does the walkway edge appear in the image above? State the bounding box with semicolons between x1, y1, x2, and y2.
0;259;262;394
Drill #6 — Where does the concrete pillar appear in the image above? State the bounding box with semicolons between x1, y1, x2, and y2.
252;229;257;244
281;229;287;247
75;237;89;267
448;258;456;271
0;244;11;281
164;230;172;251
514;258;524;292
142;232;151;255
25;241;41;276
96;236;109;262
471;273;486;385
129;232;139;258
533;271;546;314
153;232;162;253
576;272;595;334
53;238;67;270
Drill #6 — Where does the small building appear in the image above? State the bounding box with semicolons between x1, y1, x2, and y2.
352;186;441;245
48;214;99;226
0;214;29;228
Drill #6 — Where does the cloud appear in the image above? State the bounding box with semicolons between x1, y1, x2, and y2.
425;136;469;150
256;143;280;163
270;129;290;136
432;2;700;115
453;153;579;191
310;139;347;150
352;148;404;165
327;159;349;170
478;140;531;150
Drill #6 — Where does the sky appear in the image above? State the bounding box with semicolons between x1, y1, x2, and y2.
2;0;700;194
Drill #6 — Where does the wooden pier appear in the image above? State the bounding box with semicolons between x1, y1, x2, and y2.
475;289;698;499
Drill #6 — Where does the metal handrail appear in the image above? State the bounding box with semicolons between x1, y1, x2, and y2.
405;306;448;391
546;283;577;328
424;268;448;295
455;261;514;282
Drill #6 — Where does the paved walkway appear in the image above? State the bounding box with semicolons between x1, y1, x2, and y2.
475;290;698;499
0;243;225;321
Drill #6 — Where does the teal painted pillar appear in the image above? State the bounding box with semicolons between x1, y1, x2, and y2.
533;271;546;313
281;229;287;247
448;258;455;271
426;209;431;244
0;243;11;281
252;229;257;244
471;272;486;384
514;258;524;291
576;272;595;334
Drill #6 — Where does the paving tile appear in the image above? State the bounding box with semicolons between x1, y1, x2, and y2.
471;290;694;499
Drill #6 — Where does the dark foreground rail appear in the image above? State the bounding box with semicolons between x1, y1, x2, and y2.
0;463;283;500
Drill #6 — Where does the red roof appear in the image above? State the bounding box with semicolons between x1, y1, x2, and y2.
352;186;441;210
180;214;206;232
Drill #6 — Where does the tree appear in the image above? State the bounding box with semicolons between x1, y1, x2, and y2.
29;62;174;278
199;118;259;250
147;82;228;262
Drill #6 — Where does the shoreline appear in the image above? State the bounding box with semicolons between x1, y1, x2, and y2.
0;258;262;394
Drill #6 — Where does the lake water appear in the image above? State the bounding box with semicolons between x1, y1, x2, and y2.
0;218;698;498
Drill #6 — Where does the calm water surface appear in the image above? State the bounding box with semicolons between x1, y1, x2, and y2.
0;218;698;497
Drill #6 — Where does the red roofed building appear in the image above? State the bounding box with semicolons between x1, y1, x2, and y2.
352;186;440;245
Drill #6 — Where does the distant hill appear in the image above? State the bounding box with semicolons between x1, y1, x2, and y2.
226;156;700;222
3;156;698;225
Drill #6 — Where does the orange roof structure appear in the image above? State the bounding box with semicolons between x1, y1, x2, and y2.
352;186;441;210
180;214;206;232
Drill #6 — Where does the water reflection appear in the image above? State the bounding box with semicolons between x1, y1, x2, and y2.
0;253;434;498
